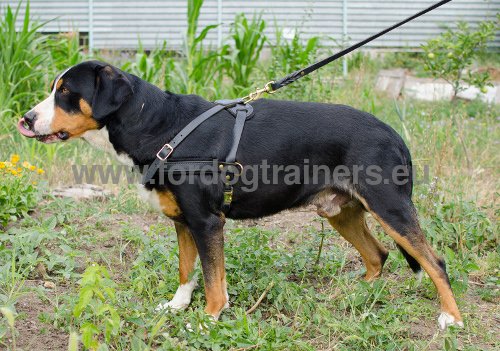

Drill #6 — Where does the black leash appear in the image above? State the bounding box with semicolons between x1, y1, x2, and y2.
142;0;452;213
243;0;452;101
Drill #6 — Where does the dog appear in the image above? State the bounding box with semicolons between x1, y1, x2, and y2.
18;60;463;329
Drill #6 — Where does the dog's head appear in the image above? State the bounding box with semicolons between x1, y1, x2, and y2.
18;61;133;143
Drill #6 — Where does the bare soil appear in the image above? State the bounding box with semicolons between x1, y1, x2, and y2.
8;207;500;350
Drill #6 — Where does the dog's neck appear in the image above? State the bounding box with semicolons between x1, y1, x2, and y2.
84;76;212;166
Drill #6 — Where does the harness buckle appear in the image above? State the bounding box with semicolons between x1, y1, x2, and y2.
156;144;174;161
223;186;233;205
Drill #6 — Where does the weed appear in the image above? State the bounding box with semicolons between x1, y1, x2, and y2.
73;264;120;350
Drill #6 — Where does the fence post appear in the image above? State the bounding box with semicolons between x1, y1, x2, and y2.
217;0;223;48
342;0;348;77
88;0;94;52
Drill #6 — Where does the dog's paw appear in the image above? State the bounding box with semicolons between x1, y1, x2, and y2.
156;299;189;312
438;312;464;330
156;280;198;313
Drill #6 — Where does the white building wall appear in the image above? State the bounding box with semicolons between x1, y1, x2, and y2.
2;0;498;49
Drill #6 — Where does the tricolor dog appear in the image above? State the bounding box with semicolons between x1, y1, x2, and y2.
18;61;463;329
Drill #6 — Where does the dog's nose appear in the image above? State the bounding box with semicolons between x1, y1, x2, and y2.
23;110;37;127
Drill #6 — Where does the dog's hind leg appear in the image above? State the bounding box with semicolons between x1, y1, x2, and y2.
157;222;198;311
357;193;463;329
327;202;389;281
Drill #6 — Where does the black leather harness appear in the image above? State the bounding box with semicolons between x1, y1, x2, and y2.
141;98;253;212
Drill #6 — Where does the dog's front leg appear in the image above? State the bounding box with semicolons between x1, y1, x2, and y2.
157;222;199;311
189;214;229;320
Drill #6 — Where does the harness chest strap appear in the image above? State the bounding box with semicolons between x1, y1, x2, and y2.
141;99;252;211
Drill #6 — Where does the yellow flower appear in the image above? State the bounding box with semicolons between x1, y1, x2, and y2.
29;165;36;171
22;161;30;168
32;181;37;185
10;169;18;176
37;168;45;175
10;154;20;164
17;167;22;173
0;162;5;169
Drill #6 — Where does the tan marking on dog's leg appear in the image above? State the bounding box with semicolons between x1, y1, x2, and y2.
156;222;198;312
158;191;182;218
198;226;228;319
328;203;389;281
357;197;462;327
175;222;198;284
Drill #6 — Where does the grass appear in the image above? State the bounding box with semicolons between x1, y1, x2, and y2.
0;0;499;349
0;190;497;350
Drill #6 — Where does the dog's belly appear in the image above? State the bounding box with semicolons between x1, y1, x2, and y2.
227;180;354;219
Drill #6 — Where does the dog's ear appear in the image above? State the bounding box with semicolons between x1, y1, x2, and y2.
92;65;133;121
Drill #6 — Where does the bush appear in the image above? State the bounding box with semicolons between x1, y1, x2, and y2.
0;154;45;227
421;19;499;98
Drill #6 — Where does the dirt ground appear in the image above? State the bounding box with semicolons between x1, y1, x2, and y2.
7;207;500;350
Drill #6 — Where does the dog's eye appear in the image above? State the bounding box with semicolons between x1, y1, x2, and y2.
60;87;70;95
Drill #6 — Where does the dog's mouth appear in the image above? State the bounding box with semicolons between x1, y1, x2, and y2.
17;118;69;143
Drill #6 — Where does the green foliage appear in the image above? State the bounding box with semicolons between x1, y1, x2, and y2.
46;32;84;71
222;13;267;95
269;28;319;80
0;155;44;227
73;264;121;350
121;40;174;88
421;19;499;97
0;1;88;164
169;0;222;97
0;2;47;121
0;306;17;350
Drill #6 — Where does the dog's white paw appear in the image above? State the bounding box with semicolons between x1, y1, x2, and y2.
156;279;197;313
438;312;464;330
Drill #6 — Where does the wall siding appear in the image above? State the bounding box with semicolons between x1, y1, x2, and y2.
2;0;498;49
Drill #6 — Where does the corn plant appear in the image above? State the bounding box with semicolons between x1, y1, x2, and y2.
121;40;174;88
222;13;267;95
46;31;85;71
0;2;47;122
169;0;222;98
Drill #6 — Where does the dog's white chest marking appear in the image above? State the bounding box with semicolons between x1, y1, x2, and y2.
83;128;168;214
82;127;134;167
136;184;164;212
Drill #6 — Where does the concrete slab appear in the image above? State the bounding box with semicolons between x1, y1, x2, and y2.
52;184;110;200
375;69;406;98
403;76;454;101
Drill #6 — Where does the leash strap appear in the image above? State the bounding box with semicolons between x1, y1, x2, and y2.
267;0;452;92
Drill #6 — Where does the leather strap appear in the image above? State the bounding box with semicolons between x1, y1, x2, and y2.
141;99;246;185
225;104;250;163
